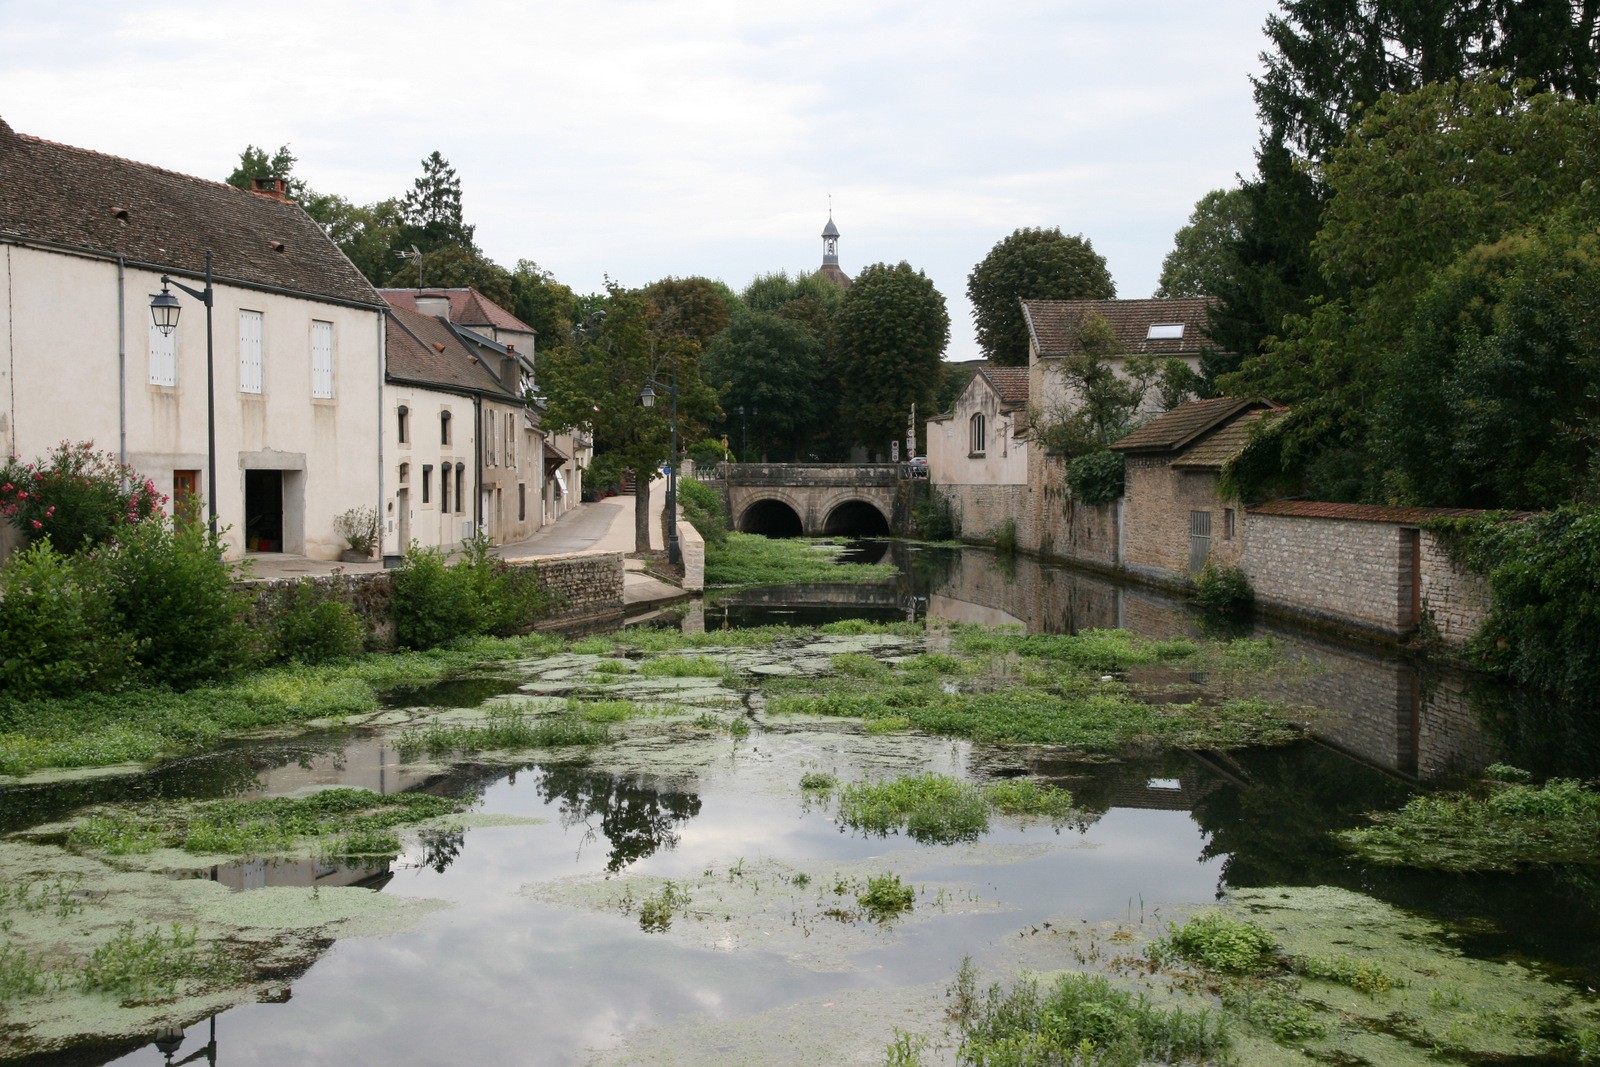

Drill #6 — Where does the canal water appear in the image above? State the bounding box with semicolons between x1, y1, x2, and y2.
6;543;1599;1065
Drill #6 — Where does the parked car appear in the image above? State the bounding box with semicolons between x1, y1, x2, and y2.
908;456;928;478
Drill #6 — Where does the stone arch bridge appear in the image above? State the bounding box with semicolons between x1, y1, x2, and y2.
718;463;906;536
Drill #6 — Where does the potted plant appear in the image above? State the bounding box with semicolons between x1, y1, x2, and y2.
335;505;380;562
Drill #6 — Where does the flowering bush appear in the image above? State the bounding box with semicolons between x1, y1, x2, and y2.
0;442;166;555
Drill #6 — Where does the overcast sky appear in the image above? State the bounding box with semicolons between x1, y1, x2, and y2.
0;0;1273;362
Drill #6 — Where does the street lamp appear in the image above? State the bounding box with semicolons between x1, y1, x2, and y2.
639;373;680;565
149;251;218;536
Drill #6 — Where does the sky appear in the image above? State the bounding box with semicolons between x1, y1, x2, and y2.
0;0;1274;362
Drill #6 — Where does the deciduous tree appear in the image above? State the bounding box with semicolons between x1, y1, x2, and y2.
1155;188;1250;299
836;262;949;454
967;229;1113;366
704;308;825;460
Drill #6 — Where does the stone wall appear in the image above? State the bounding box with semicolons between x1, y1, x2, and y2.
942;482;1031;546
1121;458;1243;583
1243;515;1409;636
1419;529;1489;644
241;551;625;645
1028;452;1119;568
678;516;705;593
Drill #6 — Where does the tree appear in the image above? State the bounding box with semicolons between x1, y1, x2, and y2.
384;242;514;307
226;143;304;198
400;151;475;254
836;262;949;453
641;277;734;346
704;308;826;460
539;285;719;550
1155;188;1251;299
967;228;1114;366
509;260;577;355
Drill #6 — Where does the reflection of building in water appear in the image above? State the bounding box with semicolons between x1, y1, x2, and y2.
183;857;392;892
921;547;1498;782
237;738;435;800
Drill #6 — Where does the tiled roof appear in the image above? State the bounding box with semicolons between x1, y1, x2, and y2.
379;288;533;335
1112;397;1259;454
1171;409;1279;470
817;263;852;288
1246;501;1490;524
385;304;520;399
1023;297;1216;359
977;366;1030;408
0;118;381;307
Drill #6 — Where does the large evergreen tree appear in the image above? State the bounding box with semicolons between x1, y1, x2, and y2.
400;151;475;254
966;228;1113;366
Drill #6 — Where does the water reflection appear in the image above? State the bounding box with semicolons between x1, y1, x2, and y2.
178;856;393;892
535;765;702;872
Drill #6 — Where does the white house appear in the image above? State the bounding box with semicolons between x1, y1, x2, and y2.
926;365;1030;539
0;117;385;561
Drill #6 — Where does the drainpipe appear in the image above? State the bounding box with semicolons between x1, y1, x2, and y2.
116;257;127;465
375;310;385;557
473;394;483;535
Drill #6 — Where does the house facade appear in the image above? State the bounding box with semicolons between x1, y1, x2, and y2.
1109;397;1279;582
926;365;1029;540
0;118;384;561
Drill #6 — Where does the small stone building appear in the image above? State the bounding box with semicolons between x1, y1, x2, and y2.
1110;397;1280;582
926;365;1030;540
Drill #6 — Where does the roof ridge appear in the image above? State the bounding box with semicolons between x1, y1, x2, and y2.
16;130;266;199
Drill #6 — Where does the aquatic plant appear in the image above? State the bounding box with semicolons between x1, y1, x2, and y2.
78;923;236;1002
637;881;691;932
705;531;896;587
1152;913;1277;975
637;654;725;678
799;772;837;791
0;943;47;1000
1337;778;1600;871
982;779;1074;819
951;969;1231;1067
1190;562;1254;616
837;774;989;844
396;706;607;760
1291;953;1398;994
857;873;915;922
829;652;890;679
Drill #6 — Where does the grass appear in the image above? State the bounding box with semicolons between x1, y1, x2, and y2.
800;772;837;791
0;943;48;1000
704;532;897;588
949;961;1231;1067
1337;778;1600;872
396;704;608;760
69;788;461;858
0;632;568;777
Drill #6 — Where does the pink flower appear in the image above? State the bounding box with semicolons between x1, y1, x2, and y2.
30;519;41;529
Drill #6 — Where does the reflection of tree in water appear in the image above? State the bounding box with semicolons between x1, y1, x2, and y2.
1470;680;1600;779
416;827;467;873
536;765;702;872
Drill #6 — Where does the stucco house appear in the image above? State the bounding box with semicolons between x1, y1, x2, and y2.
926;365;1030;539
380;288;587;534
1110;396;1281;581
0;117;384;561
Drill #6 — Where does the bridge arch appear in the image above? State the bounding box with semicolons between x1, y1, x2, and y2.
736;496;805;536
821;498;892;536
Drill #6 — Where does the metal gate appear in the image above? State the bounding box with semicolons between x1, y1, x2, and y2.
1189;510;1212;574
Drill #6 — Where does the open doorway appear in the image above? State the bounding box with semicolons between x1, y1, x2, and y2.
245;470;284;552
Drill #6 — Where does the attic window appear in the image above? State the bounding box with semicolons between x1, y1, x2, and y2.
109;206;129;220
269;240;285;253
1147;323;1185;340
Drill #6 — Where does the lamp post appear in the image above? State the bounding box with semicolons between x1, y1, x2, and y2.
150;252;217;536
639;371;680;565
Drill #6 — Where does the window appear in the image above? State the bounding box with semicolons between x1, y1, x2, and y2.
1189;510;1212;574
173;470;198;509
397;405;409;445
969;413;986;455
441;410;452;447
399;462;410;484
311;320;334;398
1223;508;1236;540
148;319;177;387
1147;323;1185;340
486;412;496;467
507;414;516;465
422;464;433;504
239;310;263;394
518;483;526;521
455;464;466;513
441;464;451;512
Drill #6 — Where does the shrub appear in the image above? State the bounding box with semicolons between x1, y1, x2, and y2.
0;442;165;554
1066;448;1125;506
912;490;959;541
0;542;134;698
988;518;1018;554
1155;913;1277;975
687;438;726;470
1191;562;1254;615
391;543;475;649
271;585;364;664
334;506;379;557
677;476;727;547
99;513;251;688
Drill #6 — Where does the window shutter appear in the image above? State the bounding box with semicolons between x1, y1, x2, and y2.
148;320;177;387
311;320;334;398
239;310;264;394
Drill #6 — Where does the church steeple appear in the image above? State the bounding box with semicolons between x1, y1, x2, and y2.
817;206;851;288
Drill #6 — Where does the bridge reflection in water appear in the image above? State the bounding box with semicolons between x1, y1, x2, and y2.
700;541;1579;785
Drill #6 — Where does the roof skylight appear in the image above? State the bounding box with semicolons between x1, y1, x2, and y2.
1147;323;1185;340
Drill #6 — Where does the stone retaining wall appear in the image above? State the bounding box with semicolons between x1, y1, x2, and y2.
1418;530;1489;644
1243;515;1410;636
242;552;625;646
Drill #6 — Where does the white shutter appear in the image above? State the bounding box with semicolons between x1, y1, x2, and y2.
311;320;334;398
239;310;263;394
148;320;177;387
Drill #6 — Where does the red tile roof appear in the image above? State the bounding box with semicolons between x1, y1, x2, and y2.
1246;501;1490;524
1023;297;1216;359
385;305;521;399
1171;409;1277;470
1112;397;1266;454
0;118;381;307
977;366;1030;408
379;288;533;334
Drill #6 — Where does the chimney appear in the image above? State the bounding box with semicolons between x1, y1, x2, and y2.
499;343;521;393
250;176;290;202
414;292;452;320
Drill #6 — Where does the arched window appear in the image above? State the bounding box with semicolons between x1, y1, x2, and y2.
969;413;986;455
441;410;452;447
398;462;410;484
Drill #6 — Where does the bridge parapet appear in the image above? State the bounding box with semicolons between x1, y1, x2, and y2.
723;463;900;488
